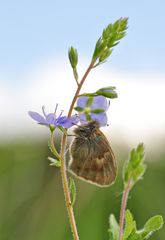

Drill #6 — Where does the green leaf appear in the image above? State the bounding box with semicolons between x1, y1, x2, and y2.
123;143;146;188
97;90;118;98
122;212;163;240
97;86;116;91
124;210;136;239
130;144;145;168
116;32;126;41
96;86;117;98
79;87;117;99
108;214;119;240
92;18;128;63
79;93;97;97
73;67;78;82
102;28;110;40
57;126;68;135
48;157;61;167
126;232;142;240
92;38;107;60
99;48;113;62
91;108;105;113
74;106;84;112
48;141;60;159
86;97;94;107
140;215;163;239
68;46;78;68
132;164;146;183
104;18;128;47
69;178;76;206
85;113;92;121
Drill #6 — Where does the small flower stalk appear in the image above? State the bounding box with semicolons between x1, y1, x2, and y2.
28;17;163;240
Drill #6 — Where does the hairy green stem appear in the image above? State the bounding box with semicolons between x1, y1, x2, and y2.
50;130;60;159
59;60;96;240
119;179;132;240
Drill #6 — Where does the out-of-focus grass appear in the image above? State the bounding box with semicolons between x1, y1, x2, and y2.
0;140;164;240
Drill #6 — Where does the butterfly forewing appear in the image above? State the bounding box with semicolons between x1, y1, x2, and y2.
69;121;117;187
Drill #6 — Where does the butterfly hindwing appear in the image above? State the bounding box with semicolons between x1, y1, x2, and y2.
69;122;117;187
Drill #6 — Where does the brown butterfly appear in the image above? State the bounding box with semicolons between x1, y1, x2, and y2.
69;120;117;187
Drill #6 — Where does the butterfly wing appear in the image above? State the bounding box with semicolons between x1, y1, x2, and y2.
69;129;117;187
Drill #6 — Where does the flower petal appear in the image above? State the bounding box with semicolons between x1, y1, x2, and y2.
79;112;108;126
46;113;56;125
91;112;108;126
77;97;89;108
70;115;80;125
90;96;108;110
57;115;79;128
28;111;47;124
79;113;88;124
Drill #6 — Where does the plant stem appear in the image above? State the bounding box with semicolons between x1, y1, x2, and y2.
119;179;132;240
67;61;95;118
50;130;60;159
59;60;95;240
60;134;79;239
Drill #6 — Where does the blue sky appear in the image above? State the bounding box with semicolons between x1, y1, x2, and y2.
0;0;165;82
0;1;165;144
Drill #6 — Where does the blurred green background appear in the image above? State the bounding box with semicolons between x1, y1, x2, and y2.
0;139;164;240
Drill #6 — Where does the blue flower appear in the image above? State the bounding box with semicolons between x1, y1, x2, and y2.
76;96;109;126
28;105;79;129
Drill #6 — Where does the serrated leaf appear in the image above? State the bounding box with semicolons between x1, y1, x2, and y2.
108;214;119;240
48;157;61;167
141;215;163;239
69;178;76;206
124;210;137;239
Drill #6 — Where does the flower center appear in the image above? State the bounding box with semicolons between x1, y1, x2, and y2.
84;107;91;114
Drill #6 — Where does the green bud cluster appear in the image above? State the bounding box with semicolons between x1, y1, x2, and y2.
123;143;146;188
92;17;128;66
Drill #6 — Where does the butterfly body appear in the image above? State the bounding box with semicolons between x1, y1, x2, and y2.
69;120;117;187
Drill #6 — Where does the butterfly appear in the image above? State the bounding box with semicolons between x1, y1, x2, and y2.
69;120;117;187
